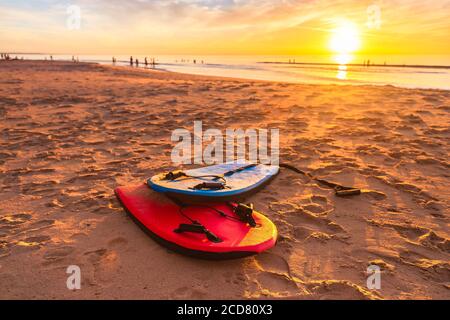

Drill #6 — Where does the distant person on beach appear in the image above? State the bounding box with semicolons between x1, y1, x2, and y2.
135;58;139;67
130;56;133;66
193;59;196;64
145;57;148;67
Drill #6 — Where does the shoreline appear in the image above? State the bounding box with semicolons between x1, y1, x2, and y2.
3;58;449;91
0;60;449;299
259;61;450;70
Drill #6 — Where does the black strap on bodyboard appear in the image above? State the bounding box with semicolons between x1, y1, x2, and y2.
229;203;257;227
222;163;257;177
174;222;222;243
190;182;226;190
163;170;186;180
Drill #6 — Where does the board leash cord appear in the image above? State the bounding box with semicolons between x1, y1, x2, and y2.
279;163;361;197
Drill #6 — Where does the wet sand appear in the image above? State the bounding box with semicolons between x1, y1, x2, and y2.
0;60;449;299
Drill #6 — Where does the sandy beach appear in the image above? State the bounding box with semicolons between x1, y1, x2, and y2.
0;60;449;299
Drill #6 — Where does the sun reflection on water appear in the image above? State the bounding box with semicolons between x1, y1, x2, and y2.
337;65;347;80
334;53;353;80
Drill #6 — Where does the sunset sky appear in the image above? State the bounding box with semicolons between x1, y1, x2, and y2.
1;0;449;55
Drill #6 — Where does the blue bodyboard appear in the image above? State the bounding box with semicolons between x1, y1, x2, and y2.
148;161;279;201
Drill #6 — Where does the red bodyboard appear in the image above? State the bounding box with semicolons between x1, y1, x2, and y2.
115;184;277;259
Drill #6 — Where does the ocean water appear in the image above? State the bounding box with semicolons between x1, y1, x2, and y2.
14;54;450;90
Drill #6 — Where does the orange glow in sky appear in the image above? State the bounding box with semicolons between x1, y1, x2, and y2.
0;1;449;55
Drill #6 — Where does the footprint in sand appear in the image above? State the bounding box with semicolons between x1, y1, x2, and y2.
248;253;306;297
0;213;32;226
0;213;33;236
0;240;11;258
288;209;346;241
223;271;247;286
107;237;128;250
28;219;55;232
14;238;45;252
17;235;52;249
170;286;207;299
84;248;108;264
268;201;298;214
255;272;301;297
418;231;450;252
306;280;380;300
368;219;428;242
255;252;291;276
43;245;75;264
21;181;60;197
399;248;450;283
414;259;450;282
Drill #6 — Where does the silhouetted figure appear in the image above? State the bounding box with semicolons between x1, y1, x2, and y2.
145;57;148;67
367;59;370;67
193;59;196;64
130;56;133;66
135;58;139;67
50;55;53;61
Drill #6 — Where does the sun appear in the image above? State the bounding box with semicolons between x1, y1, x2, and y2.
329;21;361;54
